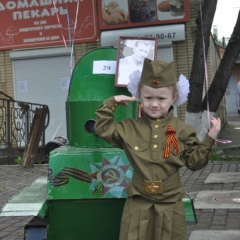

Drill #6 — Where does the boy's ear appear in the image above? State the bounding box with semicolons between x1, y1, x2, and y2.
173;93;178;103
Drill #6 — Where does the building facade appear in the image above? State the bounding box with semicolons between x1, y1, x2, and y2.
0;0;226;142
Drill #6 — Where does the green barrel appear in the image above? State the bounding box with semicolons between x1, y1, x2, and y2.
66;48;138;147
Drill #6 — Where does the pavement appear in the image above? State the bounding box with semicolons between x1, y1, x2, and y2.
0;113;239;240
0;165;48;240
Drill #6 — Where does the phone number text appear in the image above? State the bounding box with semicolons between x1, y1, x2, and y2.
145;33;176;39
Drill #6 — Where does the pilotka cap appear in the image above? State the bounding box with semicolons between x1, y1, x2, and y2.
140;58;176;88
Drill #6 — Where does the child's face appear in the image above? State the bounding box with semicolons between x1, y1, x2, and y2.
140;84;177;119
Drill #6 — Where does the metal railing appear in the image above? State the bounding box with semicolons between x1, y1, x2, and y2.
0;97;49;164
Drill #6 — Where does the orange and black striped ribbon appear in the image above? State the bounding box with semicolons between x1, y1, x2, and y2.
163;126;179;158
48;167;93;186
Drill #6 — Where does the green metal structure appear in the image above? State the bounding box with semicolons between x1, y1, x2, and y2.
46;47;196;239
47;48;138;239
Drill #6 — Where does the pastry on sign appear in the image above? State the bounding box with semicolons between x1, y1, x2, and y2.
102;1;128;25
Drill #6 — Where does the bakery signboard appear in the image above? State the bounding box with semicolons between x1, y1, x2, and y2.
98;0;189;30
0;0;98;50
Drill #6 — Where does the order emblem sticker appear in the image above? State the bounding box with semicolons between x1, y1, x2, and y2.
97;165;125;188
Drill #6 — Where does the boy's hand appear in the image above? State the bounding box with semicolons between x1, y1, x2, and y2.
208;117;221;140
114;95;135;106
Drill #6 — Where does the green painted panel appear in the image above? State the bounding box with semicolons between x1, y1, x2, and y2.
47;199;124;240
183;194;197;224
47;146;132;200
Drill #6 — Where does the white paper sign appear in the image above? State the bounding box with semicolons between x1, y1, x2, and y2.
19;81;28;93
61;77;70;90
93;60;116;74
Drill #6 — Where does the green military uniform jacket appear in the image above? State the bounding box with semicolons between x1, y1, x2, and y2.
95;97;215;202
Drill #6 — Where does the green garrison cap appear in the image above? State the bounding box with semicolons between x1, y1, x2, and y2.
140;58;176;88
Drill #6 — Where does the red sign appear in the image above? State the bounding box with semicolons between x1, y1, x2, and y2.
98;0;189;30
0;0;98;50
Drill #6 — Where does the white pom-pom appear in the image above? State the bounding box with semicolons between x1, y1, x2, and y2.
174;74;190;107
127;70;141;101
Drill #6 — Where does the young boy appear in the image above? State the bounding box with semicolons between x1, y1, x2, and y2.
95;58;221;240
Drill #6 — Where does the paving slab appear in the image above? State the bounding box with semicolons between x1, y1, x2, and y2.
194;190;240;209
0;177;47;217
204;172;240;183
188;230;240;240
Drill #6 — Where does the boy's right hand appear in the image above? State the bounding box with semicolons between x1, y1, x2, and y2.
114;95;135;106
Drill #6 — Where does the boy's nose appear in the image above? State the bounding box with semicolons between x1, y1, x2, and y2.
151;100;158;106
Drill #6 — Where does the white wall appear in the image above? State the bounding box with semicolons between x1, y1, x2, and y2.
225;75;238;114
